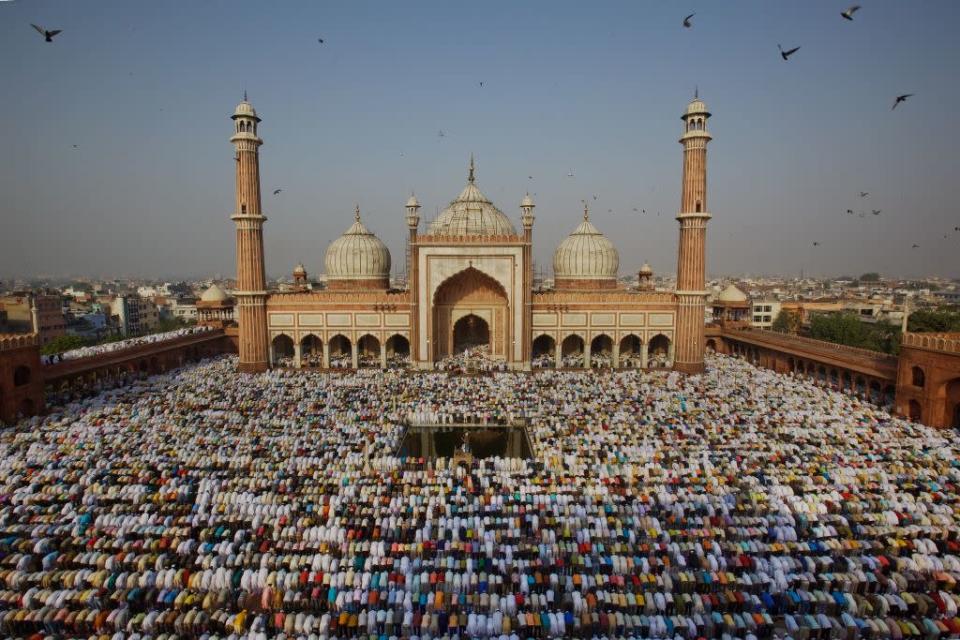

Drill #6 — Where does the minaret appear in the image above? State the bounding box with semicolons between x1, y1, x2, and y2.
520;193;535;369
674;92;713;374
230;94;270;373
405;193;421;363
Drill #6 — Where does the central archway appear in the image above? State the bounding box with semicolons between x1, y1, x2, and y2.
453;314;490;354
432;267;509;361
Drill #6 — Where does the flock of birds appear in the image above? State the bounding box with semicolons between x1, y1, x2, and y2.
27;7;953;257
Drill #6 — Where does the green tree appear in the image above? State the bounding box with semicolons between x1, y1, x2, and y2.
907;309;960;333
41;334;91;356
808;312;901;354
771;310;800;334
859;272;880;282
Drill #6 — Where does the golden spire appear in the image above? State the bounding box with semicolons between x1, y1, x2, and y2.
468;154;475;184
354;204;361;222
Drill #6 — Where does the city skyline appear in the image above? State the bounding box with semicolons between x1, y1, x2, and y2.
2;1;959;279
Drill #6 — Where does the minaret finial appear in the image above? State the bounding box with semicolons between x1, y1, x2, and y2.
354;204;361;222
468;154;475;184
583;202;589;220
694;85;698;99
243;89;248;102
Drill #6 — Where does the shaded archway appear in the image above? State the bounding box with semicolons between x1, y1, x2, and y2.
883;385;896;407
829;369;839;388
301;334;322;367
532;334;556;368
908;399;922;422
328;335;352;368
869;380;881;404
358;335;381;367
433;267;509;360
271;334;295;366
452;314;489;354
911;366;925;388
590;334;613;368
842;371;852;390
648;334;671;368
386;334;410;368
855;376;866;396
619;335;642;368
705;338;717;352
13;365;31;387
561;335;585;368
947;378;960;429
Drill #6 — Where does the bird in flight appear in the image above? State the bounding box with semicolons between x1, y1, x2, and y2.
567;171;574;178
840;5;861;21
592;195;598;201
479;81;484;88
892;94;914;110
846;209;854;215
438;130;445;138
813;242;820;246
317;38;324;44
871;209;881;216
71;145;79;149
911;244;919;248
528;175;533;180
632;208;638;212
273;189;282;195
859;192;869;197
682;13;695;28
955;227;960;232
31;24;62;42
778;44;801;61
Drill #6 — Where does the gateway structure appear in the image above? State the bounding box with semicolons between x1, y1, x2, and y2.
229;95;714;373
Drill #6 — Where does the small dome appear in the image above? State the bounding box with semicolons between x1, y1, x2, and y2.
233;99;258;120
200;284;229;303
293;263;307;276
427;157;517;237
406;194;420;208
324;207;391;281
553;207;619;281
717;284;748;303
684;96;710;118
639;262;653;275
521;193;534;208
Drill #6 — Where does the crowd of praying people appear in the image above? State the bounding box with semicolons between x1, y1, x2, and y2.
3;352;960;640
42;327;214;364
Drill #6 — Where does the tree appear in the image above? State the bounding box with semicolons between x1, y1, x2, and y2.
859;272;880;282
41;334;90;356
908;309;960;333
808;312;901;354
771;310;800;334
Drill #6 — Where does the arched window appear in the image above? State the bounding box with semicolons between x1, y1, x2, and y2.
911;366;925;388
695;200;702;213
13;365;31;387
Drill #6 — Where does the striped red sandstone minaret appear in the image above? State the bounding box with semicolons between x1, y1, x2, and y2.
230;95;270;373
674;93;712;374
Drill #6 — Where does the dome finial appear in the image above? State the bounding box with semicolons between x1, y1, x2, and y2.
243;89;248;102
468;154;475;184
354;204;361;222
583;202;589;220
694;85;698;99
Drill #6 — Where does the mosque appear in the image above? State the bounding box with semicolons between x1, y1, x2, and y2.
229;94;713;373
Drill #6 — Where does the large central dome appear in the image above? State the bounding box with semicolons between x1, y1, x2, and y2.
427;157;517;237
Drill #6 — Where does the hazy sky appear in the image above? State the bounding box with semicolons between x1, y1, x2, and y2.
1;1;958;281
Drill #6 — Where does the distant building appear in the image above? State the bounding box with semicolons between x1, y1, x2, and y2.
750;300;782;330
112;295;160;336
0;292;67;346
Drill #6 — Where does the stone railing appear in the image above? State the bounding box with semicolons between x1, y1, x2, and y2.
902;332;960;355
0;333;39;352
725;327;898;363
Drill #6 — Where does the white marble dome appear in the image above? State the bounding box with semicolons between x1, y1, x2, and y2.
553;208;619;281
427;159;516;237
717;283;748;303
233;99;258;119
324;208;391;281
200;283;229;303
